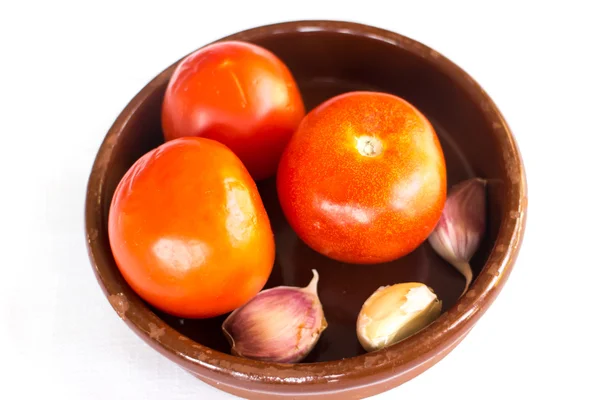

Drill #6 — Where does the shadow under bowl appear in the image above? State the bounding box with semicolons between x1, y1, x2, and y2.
85;20;527;399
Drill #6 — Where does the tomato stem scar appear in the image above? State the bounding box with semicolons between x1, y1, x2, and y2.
356;136;382;157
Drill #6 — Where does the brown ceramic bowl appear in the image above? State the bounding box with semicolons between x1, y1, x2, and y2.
85;20;527;399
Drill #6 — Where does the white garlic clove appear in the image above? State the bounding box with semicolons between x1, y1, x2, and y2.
428;178;487;295
357;282;442;352
222;270;327;363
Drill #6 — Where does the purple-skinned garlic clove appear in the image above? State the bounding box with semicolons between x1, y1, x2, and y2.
428;178;487;295
222;269;327;363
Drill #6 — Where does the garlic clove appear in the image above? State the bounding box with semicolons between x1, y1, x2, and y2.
222;269;327;363
428;178;487;295
357;282;442;352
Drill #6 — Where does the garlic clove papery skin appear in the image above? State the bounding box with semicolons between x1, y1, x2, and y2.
357;282;442;352
428;178;487;294
222;269;327;363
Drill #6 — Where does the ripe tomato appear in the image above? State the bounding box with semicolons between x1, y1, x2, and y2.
161;40;305;181
108;137;275;318
277;92;447;264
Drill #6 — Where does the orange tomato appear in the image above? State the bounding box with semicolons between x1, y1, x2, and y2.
108;137;275;318
161;41;305;181
277;92;447;264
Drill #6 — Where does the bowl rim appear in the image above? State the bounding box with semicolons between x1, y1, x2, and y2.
85;19;527;389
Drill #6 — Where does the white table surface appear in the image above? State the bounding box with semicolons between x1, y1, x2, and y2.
2;1;599;399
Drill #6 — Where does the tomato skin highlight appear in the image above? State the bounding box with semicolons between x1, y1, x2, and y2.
108;137;275;318
161;40;305;181
277;92;447;264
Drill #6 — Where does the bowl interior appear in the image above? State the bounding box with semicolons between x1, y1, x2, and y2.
97;28;508;363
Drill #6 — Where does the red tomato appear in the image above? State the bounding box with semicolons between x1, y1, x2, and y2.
108;137;275;318
161;41;305;181
277;92;447;264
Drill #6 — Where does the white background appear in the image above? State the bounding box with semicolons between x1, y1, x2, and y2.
2;1;599;399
